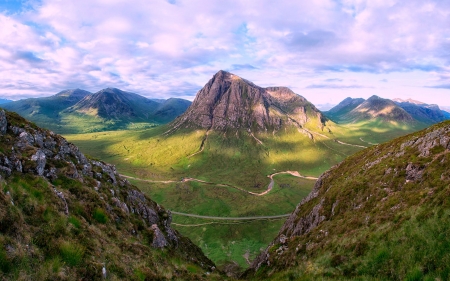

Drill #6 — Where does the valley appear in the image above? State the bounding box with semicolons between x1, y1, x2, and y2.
63;72;428;269
2;70;447;277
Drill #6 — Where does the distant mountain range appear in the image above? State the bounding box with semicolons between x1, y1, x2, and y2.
2;88;191;133
0;98;12;104
326;95;449;125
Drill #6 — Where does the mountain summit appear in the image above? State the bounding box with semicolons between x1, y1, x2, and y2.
65;87;160;120
169;70;326;133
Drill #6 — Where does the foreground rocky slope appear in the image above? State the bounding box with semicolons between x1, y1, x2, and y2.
247;120;450;280
0;110;218;280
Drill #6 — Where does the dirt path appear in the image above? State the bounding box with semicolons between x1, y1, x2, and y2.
187;129;211;158
359;137;378;145
335;139;367;148
171;211;290;220
121;170;317;197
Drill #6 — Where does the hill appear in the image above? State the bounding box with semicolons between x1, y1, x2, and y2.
3;89;191;134
247;120;450;280
0;109;220;280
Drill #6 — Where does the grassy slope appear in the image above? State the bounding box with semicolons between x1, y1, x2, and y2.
0;111;222;280
249;120;450;280
64;119;422;270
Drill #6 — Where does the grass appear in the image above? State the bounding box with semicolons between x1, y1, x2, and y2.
62;116;417;268
63;119;421;269
245;120;450;280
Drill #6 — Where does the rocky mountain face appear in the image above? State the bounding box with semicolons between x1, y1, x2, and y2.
247;120;450;280
169;70;326;133
0;110;217;280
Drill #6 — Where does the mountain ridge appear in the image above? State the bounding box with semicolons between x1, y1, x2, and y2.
3;88;191;134
327;95;449;125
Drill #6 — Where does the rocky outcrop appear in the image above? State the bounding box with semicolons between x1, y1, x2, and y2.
168;70;326;134
0;110;191;252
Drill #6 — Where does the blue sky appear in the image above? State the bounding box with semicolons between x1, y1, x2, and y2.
0;0;449;108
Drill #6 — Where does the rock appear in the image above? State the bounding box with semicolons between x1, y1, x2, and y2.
0;166;11;176
53;188;69;215
92;161;117;185
151;224;168;248
0;110;7;135
126;189;159;225
31;150;46;176
405;163;424;181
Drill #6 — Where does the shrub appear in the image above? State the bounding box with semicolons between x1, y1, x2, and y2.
59;241;85;266
93;208;108;224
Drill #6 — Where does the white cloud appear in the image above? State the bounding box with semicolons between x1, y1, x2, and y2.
0;0;448;105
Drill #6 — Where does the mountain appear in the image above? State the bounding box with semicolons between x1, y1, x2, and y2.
0;98;12;104
328;96;449;126
3;89;91;119
393;99;448;125
65;88;161;121
325;97;365;121
168;70;326;134
153;98;193;123
392;98;425;104
0;109;220;280
3;88;191;134
343;95;413;123
248;120;450;280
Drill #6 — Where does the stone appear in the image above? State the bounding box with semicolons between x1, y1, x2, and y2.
31;150;46;176
151;224;168;248
0;110;7;135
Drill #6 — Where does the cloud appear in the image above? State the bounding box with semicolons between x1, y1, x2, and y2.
230;64;258;71
306;84;371;89
426;84;450;89
0;0;449;104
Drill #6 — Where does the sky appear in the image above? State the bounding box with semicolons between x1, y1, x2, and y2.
1;0;450;108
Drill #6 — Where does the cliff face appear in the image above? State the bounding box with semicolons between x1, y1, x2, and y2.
169;70;326;133
248;120;450;280
0;109;217;280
